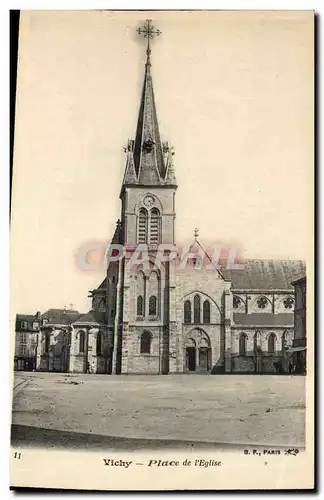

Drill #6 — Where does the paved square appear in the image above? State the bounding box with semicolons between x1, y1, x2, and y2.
11;372;305;449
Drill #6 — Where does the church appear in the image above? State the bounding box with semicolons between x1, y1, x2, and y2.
35;20;305;376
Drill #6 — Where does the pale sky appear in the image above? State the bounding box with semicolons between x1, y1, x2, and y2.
11;10;313;315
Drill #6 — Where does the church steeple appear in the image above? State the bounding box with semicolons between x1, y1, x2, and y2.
121;20;177;192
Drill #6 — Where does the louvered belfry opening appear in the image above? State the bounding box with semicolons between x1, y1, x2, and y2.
138;208;148;243
149;208;160;244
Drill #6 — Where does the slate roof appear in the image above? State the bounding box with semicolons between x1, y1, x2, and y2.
121;48;177;190
97;278;107;290
16;314;37;322
15;314;38;330
133;61;166;182
73;310;102;325
222;259;306;290
93;259;306;296
233;313;293;327
41;309;81;325
291;274;307;285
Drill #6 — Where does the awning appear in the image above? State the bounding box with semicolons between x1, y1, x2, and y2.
289;346;306;353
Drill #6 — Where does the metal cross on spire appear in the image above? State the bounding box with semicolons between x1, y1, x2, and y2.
137;19;161;65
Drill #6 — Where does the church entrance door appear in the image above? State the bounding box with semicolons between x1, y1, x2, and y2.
199;347;210;371
184;330;211;373
186;347;196;372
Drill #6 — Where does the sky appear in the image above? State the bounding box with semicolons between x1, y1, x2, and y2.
11;10;313;314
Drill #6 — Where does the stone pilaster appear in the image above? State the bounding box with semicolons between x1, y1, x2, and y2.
69;327;87;373
112;259;124;374
224;289;232;373
36;328;49;371
121;323;129;374
168;258;178;373
168;322;179;373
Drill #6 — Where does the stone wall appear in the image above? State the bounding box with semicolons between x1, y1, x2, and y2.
69;325;110;374
231;355;255;373
121;325;161;374
36;327;70;372
123;187;176;246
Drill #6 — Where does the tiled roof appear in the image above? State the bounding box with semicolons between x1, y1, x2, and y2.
222;259;306;290
233;313;293;327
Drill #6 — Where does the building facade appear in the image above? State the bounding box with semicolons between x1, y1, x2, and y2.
14;313;40;371
36;309;82;373
26;21;307;376
291;276;307;374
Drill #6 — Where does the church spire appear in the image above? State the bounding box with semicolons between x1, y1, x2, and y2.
121;20;177;191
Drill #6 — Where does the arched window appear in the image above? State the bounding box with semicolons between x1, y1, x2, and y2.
239;333;247;356
268;333;276;354
184;300;191;324
136;271;145;317
203;300;210;323
148;271;159;317
194;295;201;324
149;208;160;244
138;208;148;243
96;332;102;355
149;295;157;316
137;295;144;316
140;331;152;354
79;331;85;353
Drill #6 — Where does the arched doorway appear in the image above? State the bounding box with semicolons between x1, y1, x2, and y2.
184;330;211;373
185;338;196;372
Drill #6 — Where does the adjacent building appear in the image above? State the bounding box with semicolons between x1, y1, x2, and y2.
36;309;82;373
14;313;40;371
291;276;307;374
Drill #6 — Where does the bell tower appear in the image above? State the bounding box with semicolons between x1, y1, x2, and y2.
112;20;177;374
120;20;177;248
